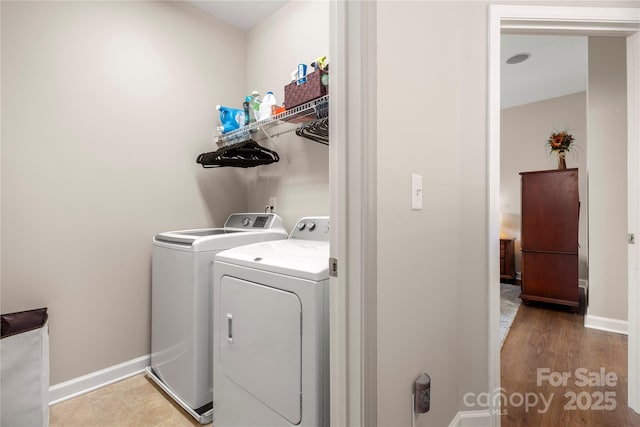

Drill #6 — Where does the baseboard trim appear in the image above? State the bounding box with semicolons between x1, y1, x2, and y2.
584;314;628;335
449;409;491;427
49;354;150;405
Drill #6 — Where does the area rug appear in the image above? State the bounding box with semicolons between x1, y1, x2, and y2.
500;283;522;347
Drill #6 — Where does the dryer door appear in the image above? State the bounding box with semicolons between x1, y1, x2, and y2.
220;276;302;424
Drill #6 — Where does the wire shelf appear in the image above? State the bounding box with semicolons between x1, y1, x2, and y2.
215;95;329;147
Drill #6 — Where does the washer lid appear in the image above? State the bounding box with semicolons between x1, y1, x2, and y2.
216;239;330;281
153;213;287;250
154;229;239;245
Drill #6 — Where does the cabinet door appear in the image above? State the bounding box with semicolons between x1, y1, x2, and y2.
521;251;579;306
521;170;579;253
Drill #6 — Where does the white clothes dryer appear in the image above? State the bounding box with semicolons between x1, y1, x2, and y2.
212;217;330;427
146;213;287;424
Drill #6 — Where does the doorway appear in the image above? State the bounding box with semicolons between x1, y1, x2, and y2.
488;5;640;424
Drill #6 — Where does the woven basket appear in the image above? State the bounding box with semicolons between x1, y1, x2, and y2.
284;70;328;109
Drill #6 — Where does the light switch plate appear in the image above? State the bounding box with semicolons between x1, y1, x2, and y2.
411;174;422;210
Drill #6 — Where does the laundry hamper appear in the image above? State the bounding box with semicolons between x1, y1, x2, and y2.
1;307;49;427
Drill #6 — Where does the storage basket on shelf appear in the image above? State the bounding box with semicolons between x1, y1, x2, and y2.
284;70;328;109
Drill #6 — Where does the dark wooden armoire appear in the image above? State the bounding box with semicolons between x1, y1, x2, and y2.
520;169;579;312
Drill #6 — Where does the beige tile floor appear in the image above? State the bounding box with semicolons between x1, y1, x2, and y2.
49;374;211;427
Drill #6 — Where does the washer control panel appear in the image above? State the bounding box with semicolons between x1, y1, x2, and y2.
225;213;283;230
290;216;330;241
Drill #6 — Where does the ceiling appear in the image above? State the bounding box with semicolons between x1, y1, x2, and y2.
501;35;588;109
188;3;587;109
189;1;288;31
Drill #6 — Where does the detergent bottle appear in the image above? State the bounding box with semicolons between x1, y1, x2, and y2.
259;92;276;121
243;96;251;126
250;91;261;122
216;105;245;134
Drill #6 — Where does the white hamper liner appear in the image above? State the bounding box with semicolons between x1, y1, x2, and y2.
1;307;49;427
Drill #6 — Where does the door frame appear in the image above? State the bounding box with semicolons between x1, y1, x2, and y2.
329;1;378;426
488;5;640;425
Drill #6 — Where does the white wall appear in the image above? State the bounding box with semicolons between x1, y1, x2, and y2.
377;2;489;425
375;2;637;426
587;36;628;322
0;1;247;385
501;92;588;278
245;1;330;230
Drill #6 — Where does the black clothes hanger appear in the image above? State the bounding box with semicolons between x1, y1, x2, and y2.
197;139;280;168
295;118;329;145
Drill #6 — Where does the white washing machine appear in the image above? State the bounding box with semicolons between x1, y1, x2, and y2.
146;213;287;424
212;216;330;427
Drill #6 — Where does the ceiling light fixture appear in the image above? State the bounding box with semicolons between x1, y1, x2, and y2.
506;53;531;64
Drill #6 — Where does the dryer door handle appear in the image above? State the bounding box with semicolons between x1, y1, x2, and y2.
226;313;233;343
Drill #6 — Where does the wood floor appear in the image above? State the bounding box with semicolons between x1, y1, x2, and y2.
49;374;209;427
501;299;640;426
